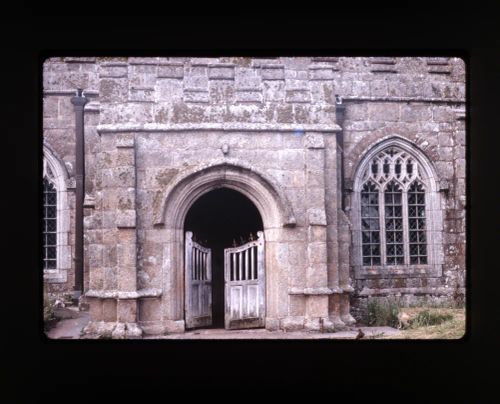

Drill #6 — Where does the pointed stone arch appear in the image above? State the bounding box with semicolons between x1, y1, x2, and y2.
43;141;72;283
352;135;440;192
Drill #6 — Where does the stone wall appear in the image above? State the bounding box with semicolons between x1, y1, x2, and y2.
43;56;466;334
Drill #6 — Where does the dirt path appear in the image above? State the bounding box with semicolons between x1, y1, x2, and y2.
45;308;90;339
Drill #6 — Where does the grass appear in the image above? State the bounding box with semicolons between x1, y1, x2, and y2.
375;307;466;339
363;298;400;328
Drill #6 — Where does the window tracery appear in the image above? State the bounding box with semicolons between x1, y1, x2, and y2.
353;142;440;276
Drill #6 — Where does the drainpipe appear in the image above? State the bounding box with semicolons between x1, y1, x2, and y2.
70;89;88;303
335;95;346;211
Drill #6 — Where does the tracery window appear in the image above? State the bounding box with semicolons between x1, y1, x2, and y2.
357;145;429;268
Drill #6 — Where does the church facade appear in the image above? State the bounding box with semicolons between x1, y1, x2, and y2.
42;56;466;338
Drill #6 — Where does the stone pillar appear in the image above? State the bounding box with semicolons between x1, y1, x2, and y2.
303;132;334;331
83;134;142;338
323;130;346;329
112;135;141;338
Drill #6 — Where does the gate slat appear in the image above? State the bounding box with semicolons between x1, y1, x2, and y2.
251;247;257;279
192;248;195;280
185;231;213;329
224;232;265;329
239;251;243;281
233;252;237;281
246;249;250;280
203;252;206;280
196;248;198;280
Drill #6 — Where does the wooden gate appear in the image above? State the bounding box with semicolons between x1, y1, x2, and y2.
224;231;265;329
185;231;212;329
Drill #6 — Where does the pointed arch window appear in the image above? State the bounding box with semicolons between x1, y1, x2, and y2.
43;144;71;283
353;140;442;278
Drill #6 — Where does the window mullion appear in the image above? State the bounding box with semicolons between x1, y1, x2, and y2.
379;188;387;266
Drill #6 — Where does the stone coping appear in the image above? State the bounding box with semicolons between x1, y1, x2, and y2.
85;288;162;299
97;122;342;134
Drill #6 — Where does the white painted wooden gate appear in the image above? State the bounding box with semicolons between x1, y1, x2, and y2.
185;231;212;329
224;231;265;329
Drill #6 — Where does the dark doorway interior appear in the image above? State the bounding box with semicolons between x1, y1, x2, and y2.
184;188;264;328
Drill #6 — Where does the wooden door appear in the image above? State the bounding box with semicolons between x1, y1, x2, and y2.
224;231;265;329
185;231;212;329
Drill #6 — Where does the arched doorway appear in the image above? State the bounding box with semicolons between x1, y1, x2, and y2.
184;188;264;329
153;160;296;333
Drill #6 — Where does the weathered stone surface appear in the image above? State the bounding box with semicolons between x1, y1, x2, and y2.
44;57;465;338
102;299;117;322
158;63;184;79
281;316;305;331
208;64;234;80
116;210;136;228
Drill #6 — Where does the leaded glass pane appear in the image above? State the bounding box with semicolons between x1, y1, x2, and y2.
47;248;56;259
47;193;56;205
383;162;389;174
408;181;427;265
368;193;378;205
47;206;56;218
362;233;370;243
384;181;404;266
43;178;57;271
361;181;381;266
47;233;56;246
395;162;401;174
47;219;56;232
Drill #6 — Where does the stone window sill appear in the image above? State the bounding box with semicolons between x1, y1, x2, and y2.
44;269;67;283
354;264;442;279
